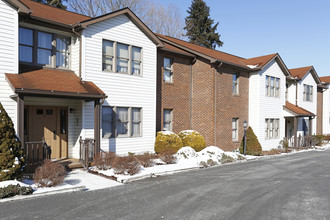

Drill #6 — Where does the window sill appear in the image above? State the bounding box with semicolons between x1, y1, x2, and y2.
232;94;239;97
164;81;174;85
102;70;143;77
232;140;239;143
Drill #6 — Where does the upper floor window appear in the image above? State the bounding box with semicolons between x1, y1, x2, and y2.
164;58;173;82
233;73;239;94
303;84;313;102
19;27;70;68
102;40;142;75
265;75;280;97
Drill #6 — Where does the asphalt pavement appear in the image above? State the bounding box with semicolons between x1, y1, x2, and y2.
1;149;330;220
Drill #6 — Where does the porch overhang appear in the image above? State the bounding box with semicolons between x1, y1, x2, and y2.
5;69;107;100
283;101;315;117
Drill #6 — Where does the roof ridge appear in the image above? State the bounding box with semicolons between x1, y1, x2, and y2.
156;33;245;59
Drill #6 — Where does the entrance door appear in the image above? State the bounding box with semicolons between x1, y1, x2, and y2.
28;106;68;159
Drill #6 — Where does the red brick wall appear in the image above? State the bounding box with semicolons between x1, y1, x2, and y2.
156;50;193;133
215;65;249;151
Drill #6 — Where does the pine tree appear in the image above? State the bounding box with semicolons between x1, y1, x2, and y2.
0;102;25;181
239;127;262;156
184;0;223;49
34;0;67;9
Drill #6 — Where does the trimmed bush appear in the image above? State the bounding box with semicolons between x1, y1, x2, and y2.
0;184;33;199
93;151;116;170
159;149;177;164
33;160;67;187
313;135;325;146
178;130;206;152
239;127;262;156
154;131;183;154
0;102;25;181
112;156;141;175
136;152;155;168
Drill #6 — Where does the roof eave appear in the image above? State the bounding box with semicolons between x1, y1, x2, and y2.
5;0;31;14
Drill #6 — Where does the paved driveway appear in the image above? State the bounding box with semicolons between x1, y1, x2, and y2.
1;149;330;220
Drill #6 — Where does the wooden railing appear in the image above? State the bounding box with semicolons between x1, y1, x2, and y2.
79;137;96;169
24;139;51;172
283;134;315;149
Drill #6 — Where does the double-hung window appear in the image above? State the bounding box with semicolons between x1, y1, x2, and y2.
303;84;313;101
19;27;70;68
163;109;173;131
232;118;239;141
266;75;280;97
233;73;239;95
102;106;142;138
265;118;279;139
117;43;129;73
164;58;173;82
102;40;142;75
102;40;114;71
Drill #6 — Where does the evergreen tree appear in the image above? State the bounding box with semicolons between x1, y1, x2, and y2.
239;127;262;156
184;0;223;49
0;103;25;181
34;0;67;9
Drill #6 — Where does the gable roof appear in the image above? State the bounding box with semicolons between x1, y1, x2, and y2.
5;69;106;99
289;66;321;84
156;34;291;74
284;101;315;117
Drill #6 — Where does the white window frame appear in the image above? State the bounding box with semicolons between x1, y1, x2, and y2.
163;109;173;131
303;84;313;102
102;106;142;138
102;39;142;75
232;118;239;141
163;57;173;82
266;75;280;97
233;73;239;95
265;118;280;139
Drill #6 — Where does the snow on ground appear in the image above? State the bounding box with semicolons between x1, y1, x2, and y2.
0;169;122;198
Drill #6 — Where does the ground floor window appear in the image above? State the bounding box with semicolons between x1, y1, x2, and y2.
265;118;279;139
163;109;173;131
232;118;239;141
102;106;142;138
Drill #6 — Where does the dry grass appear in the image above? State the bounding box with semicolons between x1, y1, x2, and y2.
159;149;177;164
93;151;116;170
136;152;156;168
112;156;141;175
33;160;67;187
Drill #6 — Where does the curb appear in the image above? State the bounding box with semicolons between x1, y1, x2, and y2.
0;185;86;203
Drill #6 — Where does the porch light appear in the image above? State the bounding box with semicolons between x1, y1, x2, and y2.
243;120;248;156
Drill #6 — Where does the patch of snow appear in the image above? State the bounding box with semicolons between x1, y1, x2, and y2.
1;170;10;172
247;64;259;69
158;131;176;136
176;147;197;160
0;180;30;188
14;157;19;165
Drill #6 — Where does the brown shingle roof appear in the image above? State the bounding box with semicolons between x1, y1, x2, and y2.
160;42;195;57
284;101;314;116
156;33;278;70
6;69;106;98
289;66;312;79
319;76;330;83
20;0;90;25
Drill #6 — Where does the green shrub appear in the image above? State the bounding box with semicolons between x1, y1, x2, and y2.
239;127;262;156
154;131;183;154
313;135;325;146
178;130;206;152
0;102;25;181
0;184;33;199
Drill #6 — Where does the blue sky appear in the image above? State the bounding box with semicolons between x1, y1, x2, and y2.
153;0;330;76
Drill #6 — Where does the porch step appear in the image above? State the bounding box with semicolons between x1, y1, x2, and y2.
56;158;84;170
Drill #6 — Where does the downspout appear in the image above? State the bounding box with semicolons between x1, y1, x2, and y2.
214;62;223;146
72;26;82;79
190;57;196;129
295;80;298;105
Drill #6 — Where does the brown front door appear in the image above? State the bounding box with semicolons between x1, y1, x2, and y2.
28;106;68;159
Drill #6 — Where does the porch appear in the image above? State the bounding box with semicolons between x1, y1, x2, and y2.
5;69;106;169
283;101;315;148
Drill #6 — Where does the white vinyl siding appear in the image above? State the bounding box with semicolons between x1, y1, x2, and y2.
0;0;19;130
82;14;157;155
